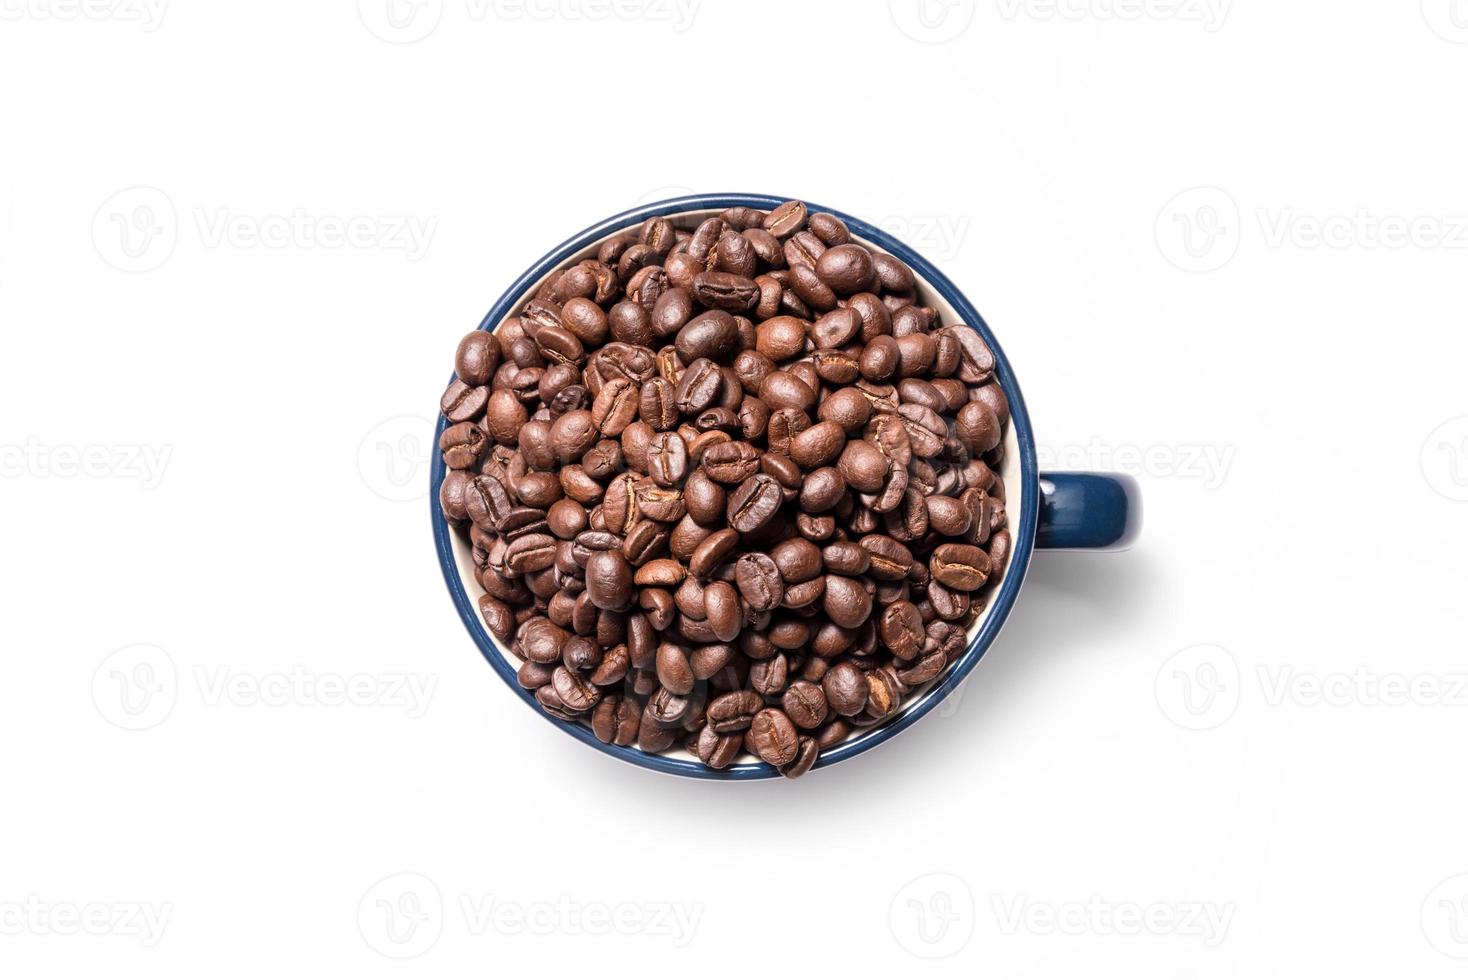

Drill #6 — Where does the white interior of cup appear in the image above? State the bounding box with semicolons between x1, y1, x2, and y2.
448;208;1023;763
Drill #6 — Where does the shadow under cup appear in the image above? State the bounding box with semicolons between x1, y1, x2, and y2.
432;194;1040;779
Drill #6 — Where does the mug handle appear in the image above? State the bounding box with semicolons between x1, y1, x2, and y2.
1035;472;1141;551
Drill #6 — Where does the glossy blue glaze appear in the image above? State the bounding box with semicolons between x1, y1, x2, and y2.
1036;473;1141;551
430;193;1131;780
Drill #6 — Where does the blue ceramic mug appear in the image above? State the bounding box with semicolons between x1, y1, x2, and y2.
432;193;1139;779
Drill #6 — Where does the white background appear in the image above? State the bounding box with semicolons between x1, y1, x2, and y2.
2;1;1465;976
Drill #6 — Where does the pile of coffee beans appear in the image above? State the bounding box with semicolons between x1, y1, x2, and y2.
439;200;1012;777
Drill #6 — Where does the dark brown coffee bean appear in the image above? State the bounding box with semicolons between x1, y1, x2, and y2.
592;695;640;745
642;431;689;488
695;725;743;768
674;357;723;414
822;575;872;630
655;642;695;695
688;527;739;579
440;421;486;470
782;680;828;730
763;200;807;238
821;661;867;716
441;379;488;423
749;708;799;766
637;377;677;431
878;601;924;661
704;581;742;643
837;439;888;493
676;310;740;364
505;533;557;574
756;315;808;361
930;543;992;591
551;666;600;713
589;378;638;436
815;244;875;294
859;534;913;580
584;550;633;610
701;440;761;484
789;420;847;470
624;551;684;586
727;474;782;533
818;387;872;433
926;495;972;536
734;552;784;611
455;331;501;386
771;538;822;583
765;407;810;455
708;690;764;732
757;370;816;414
799;466;846;513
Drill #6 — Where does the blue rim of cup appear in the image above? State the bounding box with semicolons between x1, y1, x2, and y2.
431;193;1039;779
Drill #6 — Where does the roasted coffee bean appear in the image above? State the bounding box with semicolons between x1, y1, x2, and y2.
441;379;488;423
701;440;761;484
646;431;689;487
763;200;807;238
819;386;872;433
956;401;1002;455
695;725;743;768
674;357;723;414
551;666;600;713
440;421;486;470
815;244;876;295
878;601;924;661
734;552;784;611
782;680;829;729
822;575;872;630
655;642;695;695
505;533;557;574
749;708;799;765
727;474;782;533
756;315;808;360
708;690;764;732
438;200;1013;774
789;420;846;470
863;667;903;720
799;466;847;513
926;495;972;536
675;310;739;365
691;270;759;312
771;538;822;582
930;543;992;591
838;440;888;493
455;330;501;386
585;550;633;610
758;370;816;413
592;695;640;745
860;535;913;580
549;409;599;462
